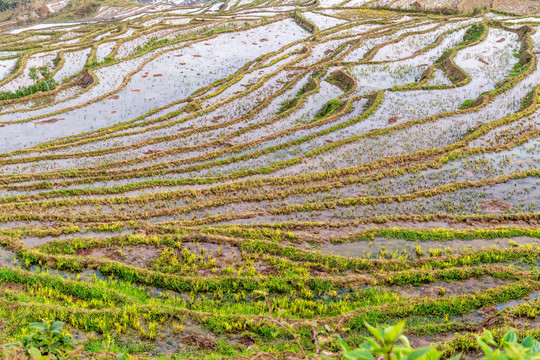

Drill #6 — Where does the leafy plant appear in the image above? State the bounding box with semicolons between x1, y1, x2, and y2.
335;323;540;360
0;62;57;101
458;99;475;109
29;67;39;82
462;23;484;44
477;328;540;360
9;320;76;360
335;320;457;360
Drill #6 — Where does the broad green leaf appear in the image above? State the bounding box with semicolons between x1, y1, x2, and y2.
364;322;383;342
338;337;352;352
482;330;497;347
406;347;433;360
359;341;372;350
425;351;443;360
343;349;376;360
384;320;406;344
28;347;43;359
521;336;534;348
363;337;380;351
477;338;493;356
503;329;518;345
531;339;540;353
50;321;64;333
28;322;47;331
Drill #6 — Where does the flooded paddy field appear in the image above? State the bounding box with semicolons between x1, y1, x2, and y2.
0;0;539;358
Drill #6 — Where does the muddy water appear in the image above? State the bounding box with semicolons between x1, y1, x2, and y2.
496;289;540;310
0;20;309;152
315;236;539;259
398;277;511;298
0;246;15;267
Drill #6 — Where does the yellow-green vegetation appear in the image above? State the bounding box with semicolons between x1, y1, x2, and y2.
0;1;537;360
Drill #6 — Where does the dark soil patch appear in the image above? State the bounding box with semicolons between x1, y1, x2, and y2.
143;149;161;155
76;249;93;256
481;199;513;212
36;5;51;17
515;317;540;329
256;262;279;275
478;58;489;65
77;245;159;267
181;334;216;350
78;71;94;87
236;333;255;346
407;332;455;348
398;277;511;298
35;117;66;125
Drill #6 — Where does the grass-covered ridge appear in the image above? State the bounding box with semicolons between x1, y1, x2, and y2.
0;1;537;359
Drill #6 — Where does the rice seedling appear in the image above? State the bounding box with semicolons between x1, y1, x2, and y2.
0;1;537;359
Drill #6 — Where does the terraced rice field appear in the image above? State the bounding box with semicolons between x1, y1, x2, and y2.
0;0;539;358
